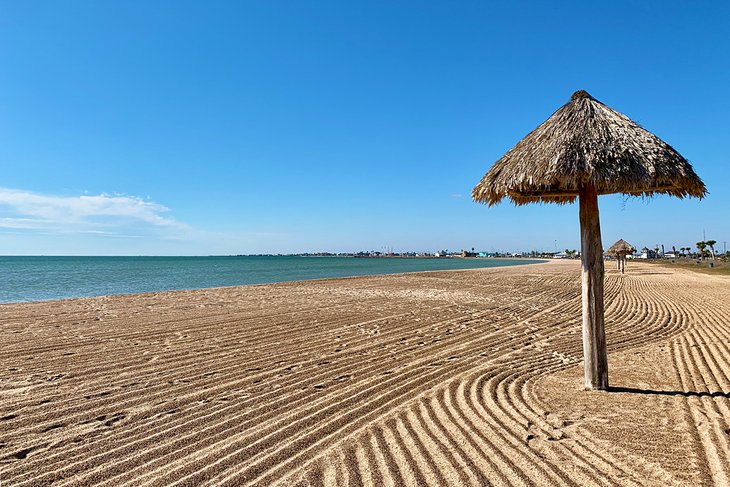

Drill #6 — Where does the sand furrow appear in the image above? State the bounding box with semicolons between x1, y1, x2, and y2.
2;261;728;486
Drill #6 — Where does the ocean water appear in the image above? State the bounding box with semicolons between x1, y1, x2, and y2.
0;256;544;304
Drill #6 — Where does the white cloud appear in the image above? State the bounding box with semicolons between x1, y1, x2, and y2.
0;188;188;234
0;217;45;229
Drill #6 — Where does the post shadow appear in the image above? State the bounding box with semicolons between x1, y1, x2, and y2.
609;386;730;398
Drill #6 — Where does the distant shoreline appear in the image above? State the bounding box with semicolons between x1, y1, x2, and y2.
0;255;503;259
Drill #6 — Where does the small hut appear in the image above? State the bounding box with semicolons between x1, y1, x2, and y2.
473;90;706;390
606;239;635;274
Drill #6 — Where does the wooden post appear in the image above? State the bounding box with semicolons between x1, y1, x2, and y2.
616;258;621;271
579;184;609;390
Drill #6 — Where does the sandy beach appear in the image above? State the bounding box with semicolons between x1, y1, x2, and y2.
1;259;729;486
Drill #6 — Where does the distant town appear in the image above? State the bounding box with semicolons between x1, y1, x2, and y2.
241;240;729;261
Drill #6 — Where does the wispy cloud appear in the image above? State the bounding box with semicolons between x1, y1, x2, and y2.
0;188;188;234
450;193;463;199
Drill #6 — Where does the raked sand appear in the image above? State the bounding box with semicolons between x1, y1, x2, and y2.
1;260;729;486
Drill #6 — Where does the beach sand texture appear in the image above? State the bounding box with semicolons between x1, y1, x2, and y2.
1;260;729;486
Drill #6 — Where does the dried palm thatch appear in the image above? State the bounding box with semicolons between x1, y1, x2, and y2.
606;239;635;256
472;90;707;206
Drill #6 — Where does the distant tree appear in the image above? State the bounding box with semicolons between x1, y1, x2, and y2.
705;240;717;260
696;241;707;260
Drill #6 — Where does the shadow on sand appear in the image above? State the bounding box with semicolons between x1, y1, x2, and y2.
609;386;730;398
621;272;671;276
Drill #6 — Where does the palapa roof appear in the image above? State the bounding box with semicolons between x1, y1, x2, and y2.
606;239;635;256
472;90;707;206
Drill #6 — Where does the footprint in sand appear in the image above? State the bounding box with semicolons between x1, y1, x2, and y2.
41;423;65;433
13;447;34;459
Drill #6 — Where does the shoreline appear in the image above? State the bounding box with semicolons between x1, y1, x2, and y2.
2;260;728;485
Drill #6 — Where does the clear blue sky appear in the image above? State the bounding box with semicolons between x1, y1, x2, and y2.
1;1;728;255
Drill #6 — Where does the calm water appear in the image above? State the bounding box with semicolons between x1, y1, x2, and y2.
0;256;544;304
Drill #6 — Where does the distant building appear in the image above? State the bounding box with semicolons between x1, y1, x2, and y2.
639;247;658;259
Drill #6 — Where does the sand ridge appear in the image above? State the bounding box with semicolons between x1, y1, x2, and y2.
1;260;729;486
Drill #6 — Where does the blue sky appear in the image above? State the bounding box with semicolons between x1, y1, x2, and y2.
1;1;728;255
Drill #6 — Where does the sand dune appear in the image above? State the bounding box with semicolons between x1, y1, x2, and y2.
1;260;729;486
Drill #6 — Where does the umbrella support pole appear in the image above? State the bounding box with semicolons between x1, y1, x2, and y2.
579;184;609;390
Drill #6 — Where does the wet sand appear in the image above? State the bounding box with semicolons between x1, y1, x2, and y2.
1;260;729;486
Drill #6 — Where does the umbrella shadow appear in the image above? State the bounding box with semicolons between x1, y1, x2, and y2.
628;272;671;276
609;386;730;398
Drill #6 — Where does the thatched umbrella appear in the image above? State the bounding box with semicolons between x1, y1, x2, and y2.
472;90;706;390
606;239;635;274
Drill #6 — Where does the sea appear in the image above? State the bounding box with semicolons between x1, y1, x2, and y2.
0;256;544;304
